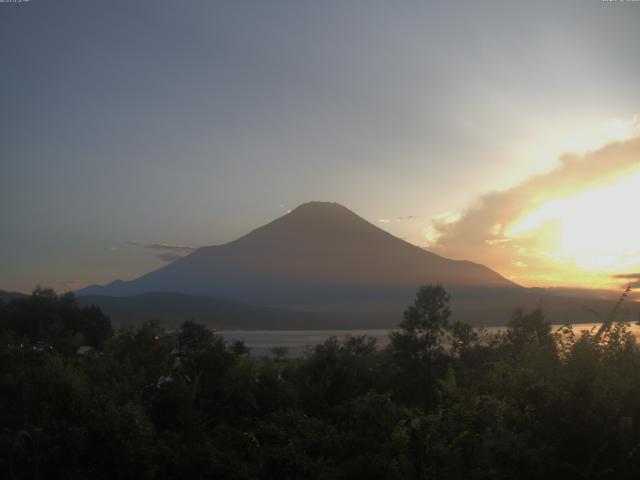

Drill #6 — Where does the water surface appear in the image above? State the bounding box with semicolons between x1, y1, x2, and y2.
220;322;640;357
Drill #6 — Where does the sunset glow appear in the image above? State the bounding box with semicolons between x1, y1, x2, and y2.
508;169;640;265
423;135;640;291
497;168;639;288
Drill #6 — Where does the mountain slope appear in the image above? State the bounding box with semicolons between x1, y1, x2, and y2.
78;202;515;307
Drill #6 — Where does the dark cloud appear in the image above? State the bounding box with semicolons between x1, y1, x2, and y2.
612;273;640;289
156;252;184;262
125;241;197;253
124;241;197;262
612;273;640;279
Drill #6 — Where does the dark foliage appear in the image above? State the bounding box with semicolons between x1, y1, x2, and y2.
1;285;640;479
0;287;112;352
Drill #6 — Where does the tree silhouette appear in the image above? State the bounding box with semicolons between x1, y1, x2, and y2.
390;283;452;407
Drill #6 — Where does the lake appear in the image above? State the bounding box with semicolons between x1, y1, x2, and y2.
220;322;640;357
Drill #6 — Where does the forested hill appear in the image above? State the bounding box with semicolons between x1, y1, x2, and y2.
2;286;640;478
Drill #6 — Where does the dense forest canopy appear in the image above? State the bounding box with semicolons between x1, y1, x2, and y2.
1;285;639;479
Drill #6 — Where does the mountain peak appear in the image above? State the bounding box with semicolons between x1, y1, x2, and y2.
246;201;375;241
288;201;354;218
292;201;347;210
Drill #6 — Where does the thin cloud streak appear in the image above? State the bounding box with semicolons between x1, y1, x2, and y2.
613;273;640;289
123;241;198;262
156;252;185;262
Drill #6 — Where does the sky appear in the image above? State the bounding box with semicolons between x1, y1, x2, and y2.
1;0;640;294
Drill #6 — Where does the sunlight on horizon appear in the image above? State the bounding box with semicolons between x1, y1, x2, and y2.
419;119;640;291
505;168;640;287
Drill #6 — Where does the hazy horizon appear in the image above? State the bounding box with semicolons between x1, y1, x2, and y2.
2;1;640;294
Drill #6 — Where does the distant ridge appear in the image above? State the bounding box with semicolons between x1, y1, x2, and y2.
76;292;398;330
0;290;28;303
77;290;637;330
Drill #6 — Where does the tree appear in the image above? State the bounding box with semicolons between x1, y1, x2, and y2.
506;307;553;348
0;288;112;351
230;340;250;357
270;346;289;362
177;320;220;355
390;284;452;407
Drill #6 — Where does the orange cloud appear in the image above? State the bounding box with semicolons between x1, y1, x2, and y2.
428;136;640;289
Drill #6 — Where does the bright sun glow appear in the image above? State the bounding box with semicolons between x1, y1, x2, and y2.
562;115;640;155
506;169;640;275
